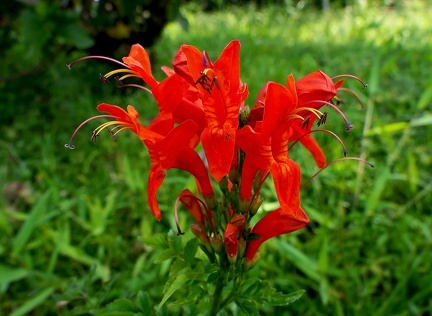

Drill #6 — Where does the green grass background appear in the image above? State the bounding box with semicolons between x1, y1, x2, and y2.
1;1;432;315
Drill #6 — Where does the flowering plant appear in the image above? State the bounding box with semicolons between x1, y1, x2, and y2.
66;40;370;314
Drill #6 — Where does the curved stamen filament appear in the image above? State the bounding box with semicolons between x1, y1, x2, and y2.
337;87;365;109
65;115;115;149
300;157;374;190
115;77;153;94
288;129;348;156
66;56;129;70
104;68;137;79
303;100;354;131
94;121;134;137
332;74;368;89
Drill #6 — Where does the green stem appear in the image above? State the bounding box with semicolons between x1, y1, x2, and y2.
209;278;225;316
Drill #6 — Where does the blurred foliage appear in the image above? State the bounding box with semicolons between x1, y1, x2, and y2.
1;0;432;315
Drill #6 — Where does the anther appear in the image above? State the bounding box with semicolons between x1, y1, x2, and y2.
301;116;311;129
89;130;98;143
107;128;117;142
317;112;328;126
64;143;75;150
99;74;109;85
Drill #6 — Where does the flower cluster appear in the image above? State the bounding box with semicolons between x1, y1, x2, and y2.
66;40;367;267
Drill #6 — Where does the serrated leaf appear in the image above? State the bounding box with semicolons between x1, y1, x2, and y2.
155;248;177;263
264;289;305;306
141;234;168;249
184;238;199;264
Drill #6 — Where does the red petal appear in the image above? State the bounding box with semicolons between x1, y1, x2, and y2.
245;207;309;261
156;120;198;170
172;147;214;197
147;163;165;221
296;70;337;106
261;82;297;136
224;223;239;257
270;159;301;216
201;125;236;182
178;189;205;225
123;44;158;88
153;73;190;114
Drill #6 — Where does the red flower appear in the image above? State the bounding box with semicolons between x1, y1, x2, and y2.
245;207;309;261
236;80;301;216
97;103;213;220
174;40;249;181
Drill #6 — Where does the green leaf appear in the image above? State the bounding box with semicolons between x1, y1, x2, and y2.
136;291;152;315
0;264;29;293
155;248;177;263
10;287;55;316
169;288;204;307
160;272;205;308
184;238;199;264
141;233;169;249
236;298;259;316
239;278;262;296
12;190;51;257
167;230;182;253
169;259;188;276
159;273;190;308
94;298;138;315
264;289;305;306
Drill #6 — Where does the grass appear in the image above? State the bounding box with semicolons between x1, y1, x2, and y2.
1;1;432;315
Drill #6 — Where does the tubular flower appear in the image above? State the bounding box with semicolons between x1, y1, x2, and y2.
143;119;212;221
245;207;309;262
175;40;249;181
237;80;302;216
66;40;369;281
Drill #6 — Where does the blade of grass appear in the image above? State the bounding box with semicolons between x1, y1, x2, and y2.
9;287;55;316
12;190;52;257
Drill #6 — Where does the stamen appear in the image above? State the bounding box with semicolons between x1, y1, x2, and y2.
89;130;98;143
303;100;354;132
317;111;328;126
300;157;374;189
104;68;137;79
66;55;129;70
331;74;368;89
337;87;365;109
301;116;310;130
288;129;348;157
64;115;115;150
107;128;117;142
114;77;153;94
